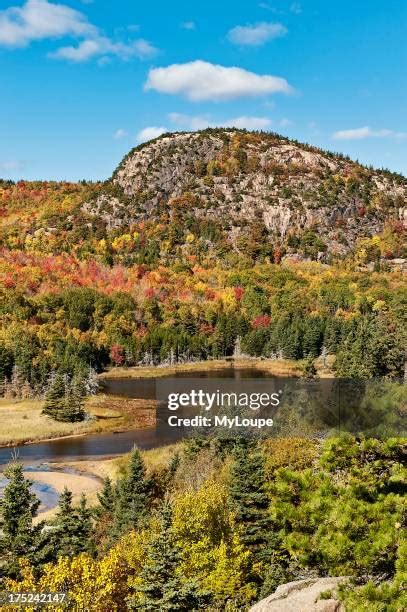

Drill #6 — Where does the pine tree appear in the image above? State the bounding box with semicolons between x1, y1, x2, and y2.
0;344;13;388
0;461;42;578
113;446;151;536
229;439;272;562
42;372;86;422
303;354;318;379
127;501;209;610
76;493;94;555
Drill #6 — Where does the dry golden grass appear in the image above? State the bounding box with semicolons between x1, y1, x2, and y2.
0;398;124;447
114;443;182;478
52;457;120;481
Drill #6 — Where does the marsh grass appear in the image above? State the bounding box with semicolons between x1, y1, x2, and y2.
0;398;125;447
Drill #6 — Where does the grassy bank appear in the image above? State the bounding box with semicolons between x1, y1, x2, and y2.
0;395;155;447
99;357;304;380
1;358;329;448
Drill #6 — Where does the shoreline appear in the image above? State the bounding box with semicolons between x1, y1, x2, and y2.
1;359;325;451
99;357;304;380
0;420;155;450
28;467;104;523
0;395;156;450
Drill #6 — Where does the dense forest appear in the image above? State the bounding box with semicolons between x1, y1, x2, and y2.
0;247;406;395
1;434;406;610
0;130;406;609
0;131;406;398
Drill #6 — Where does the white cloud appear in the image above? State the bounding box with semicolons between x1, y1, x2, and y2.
258;3;280;13
0;0;157;62
168;112;211;130
181;21;195;30
290;3;302;14
0;0;94;47
137;113;289;142
114;128;128;140
51;36;157;62
228;22;287;46
145;60;293;102
132;39;157;58
224;116;272;130
333;126;394;140
51;37;100;61
279;118;293;127
0;160;26;171
136;126;168;143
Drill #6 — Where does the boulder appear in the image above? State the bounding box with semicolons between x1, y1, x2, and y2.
250;577;349;611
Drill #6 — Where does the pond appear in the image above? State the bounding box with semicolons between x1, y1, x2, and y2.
0;367;273;465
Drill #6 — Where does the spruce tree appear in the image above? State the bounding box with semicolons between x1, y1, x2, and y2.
42;372;67;420
63;375;86;422
229;439;272;562
303;354;318;379
127;501;209;610
113;446;150;535
95;476;115;516
42;372;86;422
76;493;94;555
0;461;42;578
48;487;92;558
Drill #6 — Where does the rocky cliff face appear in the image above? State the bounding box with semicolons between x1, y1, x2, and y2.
84;129;406;260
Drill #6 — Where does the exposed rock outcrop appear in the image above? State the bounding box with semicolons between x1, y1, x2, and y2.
83;129;406;259
250;577;349;612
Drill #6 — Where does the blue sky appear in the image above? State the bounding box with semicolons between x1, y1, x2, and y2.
1;0;406;180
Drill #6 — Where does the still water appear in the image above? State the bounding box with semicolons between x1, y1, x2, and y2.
0;368;271;465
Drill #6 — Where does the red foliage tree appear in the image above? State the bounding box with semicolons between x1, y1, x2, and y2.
110;344;125;366
251;314;272;329
234;286;245;301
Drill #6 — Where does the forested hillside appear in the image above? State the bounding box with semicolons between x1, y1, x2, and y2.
3;435;406;610
0;129;406;396
0;130;406;610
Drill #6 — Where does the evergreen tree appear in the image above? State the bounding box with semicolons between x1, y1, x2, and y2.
303;354;318;379
0;343;13;384
95;476;115;516
229;439;272;562
113;446;150;535
48;487;92;558
0;461;42;578
302;317;324;357
127;501;209;610
42;372;67;420
42;372;86;422
76;493;94;555
63;375;86;422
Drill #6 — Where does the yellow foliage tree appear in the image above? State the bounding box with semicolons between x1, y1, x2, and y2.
6;530;150;611
172;479;259;607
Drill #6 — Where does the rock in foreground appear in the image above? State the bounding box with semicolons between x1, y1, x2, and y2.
250;577;349;611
